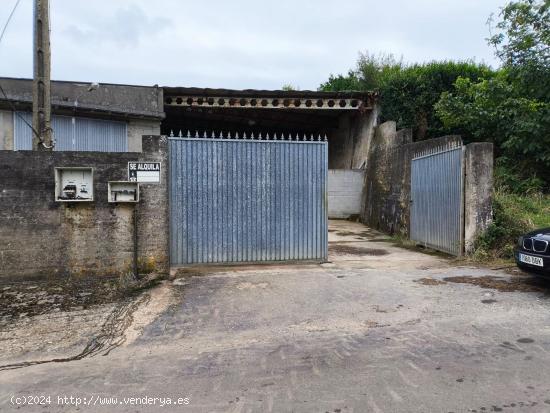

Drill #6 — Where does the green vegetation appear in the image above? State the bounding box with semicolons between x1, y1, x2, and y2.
320;0;550;260
472;192;550;261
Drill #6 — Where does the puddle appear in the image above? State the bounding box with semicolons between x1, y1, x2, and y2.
442;275;548;293
330;244;389;256
415;278;446;286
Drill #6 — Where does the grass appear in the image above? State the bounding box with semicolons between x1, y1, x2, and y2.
471;190;550;262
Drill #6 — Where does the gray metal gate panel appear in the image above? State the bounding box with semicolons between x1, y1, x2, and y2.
169;138;328;265
410;147;464;256
13;111;127;152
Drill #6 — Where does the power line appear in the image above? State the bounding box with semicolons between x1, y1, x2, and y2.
0;0;21;45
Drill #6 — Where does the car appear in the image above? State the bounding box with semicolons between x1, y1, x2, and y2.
515;227;550;275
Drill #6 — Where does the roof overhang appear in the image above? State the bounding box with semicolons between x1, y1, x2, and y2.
163;87;377;112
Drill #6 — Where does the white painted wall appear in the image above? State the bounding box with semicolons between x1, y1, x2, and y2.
328;169;365;219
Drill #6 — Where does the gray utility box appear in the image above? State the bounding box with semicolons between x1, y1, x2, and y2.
55;167;94;202
108;181;139;203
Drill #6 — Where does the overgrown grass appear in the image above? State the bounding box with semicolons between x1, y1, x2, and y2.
472;190;550;261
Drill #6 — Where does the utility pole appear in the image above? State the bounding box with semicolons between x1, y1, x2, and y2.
32;0;52;150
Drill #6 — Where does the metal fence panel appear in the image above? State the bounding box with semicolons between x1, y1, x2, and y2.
13;112;127;152
169;137;328;265
410;147;464;256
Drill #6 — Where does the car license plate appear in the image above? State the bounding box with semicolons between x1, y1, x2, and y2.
519;253;544;267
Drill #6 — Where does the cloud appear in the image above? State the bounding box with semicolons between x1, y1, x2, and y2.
0;0;506;89
62;4;170;48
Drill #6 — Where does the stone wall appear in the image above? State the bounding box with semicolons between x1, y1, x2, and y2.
0;136;169;280
361;121;494;254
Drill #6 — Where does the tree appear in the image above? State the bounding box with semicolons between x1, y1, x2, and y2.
435;73;550;186
488;0;550;100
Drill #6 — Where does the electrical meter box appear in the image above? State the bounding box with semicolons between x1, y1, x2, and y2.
108;181;139;203
55;167;94;202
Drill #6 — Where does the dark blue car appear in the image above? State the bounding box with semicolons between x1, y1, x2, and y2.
515;228;550;275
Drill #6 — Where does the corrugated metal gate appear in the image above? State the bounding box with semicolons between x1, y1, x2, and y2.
410;145;464;256
169;133;328;265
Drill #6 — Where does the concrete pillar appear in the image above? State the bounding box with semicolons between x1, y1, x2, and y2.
0;110;14;150
351;103;379;169
464;142;494;254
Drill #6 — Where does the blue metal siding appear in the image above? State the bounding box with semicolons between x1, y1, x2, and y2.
410;147;464;256
13;112;127;152
169;138;328;265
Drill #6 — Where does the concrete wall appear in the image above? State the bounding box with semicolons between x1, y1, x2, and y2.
128;119;161;152
0;136;169;280
361;121;494;254
0;110;14;150
328;170;365;219
328;105;379;169
464;143;494;253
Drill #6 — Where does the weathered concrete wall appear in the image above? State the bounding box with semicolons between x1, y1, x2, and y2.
350;104;379;169
0;110;14;150
464;142;494;254
328;105;379;169
328;114;353;169
361;121;466;236
128;119;161;152
0;136;169;280
328;170;365;219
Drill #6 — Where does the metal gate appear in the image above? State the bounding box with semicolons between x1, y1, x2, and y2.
410;145;464;256
169;133;328;265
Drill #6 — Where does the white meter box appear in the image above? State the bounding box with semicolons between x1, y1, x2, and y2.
55;167;94;202
108;181;140;203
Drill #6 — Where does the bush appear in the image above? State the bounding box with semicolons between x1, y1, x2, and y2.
473;191;550;260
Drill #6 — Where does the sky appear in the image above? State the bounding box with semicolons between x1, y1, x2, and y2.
0;0;507;90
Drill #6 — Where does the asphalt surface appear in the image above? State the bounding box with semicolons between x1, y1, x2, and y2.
2;220;550;412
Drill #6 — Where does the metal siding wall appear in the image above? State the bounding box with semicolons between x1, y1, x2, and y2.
410;147;463;256
169;138;328;265
13;112;33;150
13;112;127;152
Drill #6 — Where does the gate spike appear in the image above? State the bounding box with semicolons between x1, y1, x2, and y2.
211;131;216;139
235;132;240;139
310;134;314;141
194;130;199;138
317;134;321;141
227;131;232;139
203;131;207;139
323;134;328;141
258;132;262;140
296;133;300;141
178;130;182;138
267;132;271;140
219;131;223;139
243;132;247;140
273;133;277;140
251;132;255;140
186;130;191;138
169;130;174;137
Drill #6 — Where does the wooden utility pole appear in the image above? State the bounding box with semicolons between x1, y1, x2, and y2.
32;0;52;150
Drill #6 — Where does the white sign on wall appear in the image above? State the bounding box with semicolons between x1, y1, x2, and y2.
128;162;161;183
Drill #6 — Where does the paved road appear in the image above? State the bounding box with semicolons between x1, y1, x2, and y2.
2;221;550;412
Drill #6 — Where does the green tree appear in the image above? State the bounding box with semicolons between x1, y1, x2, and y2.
435;73;550;190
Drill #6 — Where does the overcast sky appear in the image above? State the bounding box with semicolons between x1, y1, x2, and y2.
0;0;506;90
